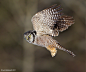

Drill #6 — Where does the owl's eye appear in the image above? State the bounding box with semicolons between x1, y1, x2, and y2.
26;36;29;40
24;35;28;40
29;35;31;37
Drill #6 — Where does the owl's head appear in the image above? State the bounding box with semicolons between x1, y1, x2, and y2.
24;30;36;43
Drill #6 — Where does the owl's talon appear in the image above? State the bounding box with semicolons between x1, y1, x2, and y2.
51;52;56;57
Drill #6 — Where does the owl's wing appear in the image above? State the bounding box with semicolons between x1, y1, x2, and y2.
31;4;74;36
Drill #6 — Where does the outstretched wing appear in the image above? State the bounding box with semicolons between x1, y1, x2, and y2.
31;4;74;36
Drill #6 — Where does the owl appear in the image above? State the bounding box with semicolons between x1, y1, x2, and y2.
24;4;75;57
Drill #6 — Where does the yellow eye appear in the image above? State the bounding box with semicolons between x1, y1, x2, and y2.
26;38;28;40
29;35;31;37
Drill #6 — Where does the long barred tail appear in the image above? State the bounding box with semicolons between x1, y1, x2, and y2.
56;43;76;57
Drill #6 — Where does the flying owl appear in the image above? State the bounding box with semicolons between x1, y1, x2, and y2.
24;4;75;57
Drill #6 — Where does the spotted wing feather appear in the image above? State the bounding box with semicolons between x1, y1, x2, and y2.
31;4;74;36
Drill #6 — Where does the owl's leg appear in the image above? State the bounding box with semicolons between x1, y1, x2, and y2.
46;45;57;57
56;43;76;57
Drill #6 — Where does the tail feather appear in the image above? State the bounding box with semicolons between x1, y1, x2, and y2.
56;43;76;57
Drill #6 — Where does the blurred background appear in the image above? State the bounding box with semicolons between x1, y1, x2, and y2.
0;0;85;72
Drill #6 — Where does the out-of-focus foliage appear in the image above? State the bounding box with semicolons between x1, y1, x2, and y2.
0;0;85;72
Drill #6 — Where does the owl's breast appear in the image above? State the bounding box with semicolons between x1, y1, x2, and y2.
33;35;57;47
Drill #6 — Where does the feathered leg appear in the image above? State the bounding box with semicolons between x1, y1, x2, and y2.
46;45;57;57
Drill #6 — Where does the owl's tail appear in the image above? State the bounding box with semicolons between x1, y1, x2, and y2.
56;43;76;57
